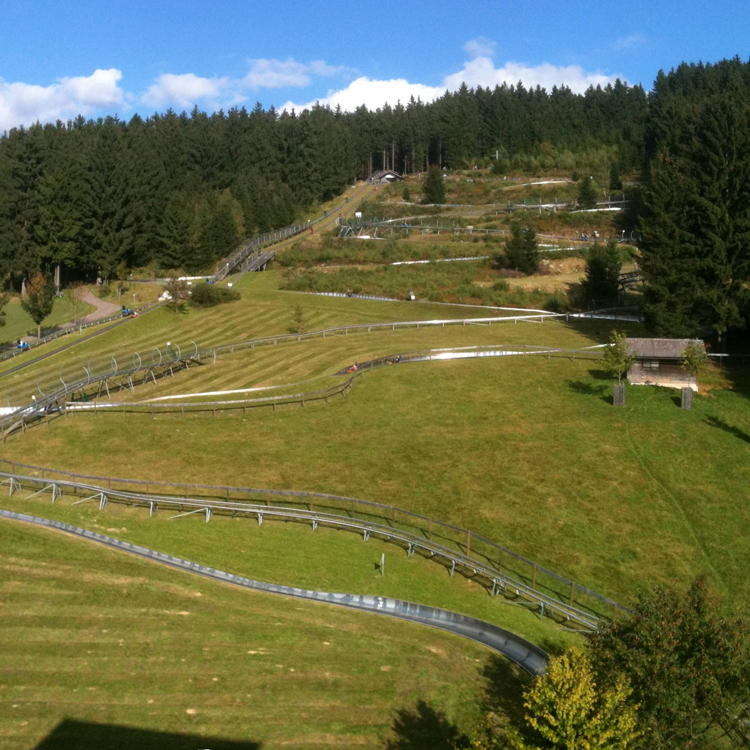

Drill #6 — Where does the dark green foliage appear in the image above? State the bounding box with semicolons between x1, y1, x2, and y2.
609;163;623;191
505;224;539;275
583;239;622;304
21;272;55;337
590;577;750;750
0;78;652;282
402;186;411;202
640;89;750;339
422;167;446;204
189;282;240;307
577;176;598;209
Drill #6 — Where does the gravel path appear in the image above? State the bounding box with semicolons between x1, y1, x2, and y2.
79;287;122;323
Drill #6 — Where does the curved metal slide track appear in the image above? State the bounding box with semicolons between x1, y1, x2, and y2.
0;509;548;675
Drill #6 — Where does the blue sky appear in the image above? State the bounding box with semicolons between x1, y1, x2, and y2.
1;0;748;131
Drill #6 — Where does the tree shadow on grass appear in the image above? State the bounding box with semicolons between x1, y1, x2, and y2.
480;655;531;730
566;380;607;397
385;700;470;750
35;719;261;750
704;415;750;445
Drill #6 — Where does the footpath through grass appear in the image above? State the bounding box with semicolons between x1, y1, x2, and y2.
1;519;526;750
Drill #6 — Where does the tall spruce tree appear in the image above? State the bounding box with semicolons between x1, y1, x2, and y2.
640;92;750;339
583;239;622;304
577;176;598;209
422;166;445;204
505;224;539;275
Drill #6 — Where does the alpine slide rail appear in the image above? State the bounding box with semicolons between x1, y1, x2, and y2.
0;508;548;674
0;456;626;638
0;310;614;435
0;314;626;645
214;186;371;281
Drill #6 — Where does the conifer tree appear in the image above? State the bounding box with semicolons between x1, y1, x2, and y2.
505;224;539;275
577;176;598;209
583;239;622;304
422;166;445;204
640;93;750;339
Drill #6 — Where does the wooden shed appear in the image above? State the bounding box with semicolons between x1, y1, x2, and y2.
370;169;402;184
626;338;705;391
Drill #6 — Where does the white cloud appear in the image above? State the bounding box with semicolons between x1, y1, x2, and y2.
142;73;230;108
612;33;645;51
444;58;617;93
0;68;124;133
283;50;623;112
284;76;445;113
464;37;497;59
243;58;311;89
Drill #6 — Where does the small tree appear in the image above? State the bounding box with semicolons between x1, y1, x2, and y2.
509;647;640;750
0;294;8;328
401;185;411;202
577;176;598;209
583;239;622;305
680;341;708;388
505;224;539;275
65;283;88;325
164;277;190;312
422;166;446;204
601;330;635;385
21;272;55;339
590;577;750;750
288;303;306;334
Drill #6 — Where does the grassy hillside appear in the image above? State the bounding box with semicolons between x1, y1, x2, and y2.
1;518;525;749
5;341;748;612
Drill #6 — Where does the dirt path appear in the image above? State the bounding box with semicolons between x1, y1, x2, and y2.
78;287;122;323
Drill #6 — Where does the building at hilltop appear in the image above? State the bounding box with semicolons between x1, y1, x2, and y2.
626;338;705;391
370;169;402;184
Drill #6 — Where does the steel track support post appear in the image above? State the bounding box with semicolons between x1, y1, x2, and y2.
492;579;497;597
450;559;456;578
312;519;317;531
257;513;263;526
205;507;211;523
150;501;155;517
99;493;108;510
363;529;369;542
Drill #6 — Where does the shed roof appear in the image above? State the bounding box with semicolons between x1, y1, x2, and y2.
626;338;705;359
371;169;402;180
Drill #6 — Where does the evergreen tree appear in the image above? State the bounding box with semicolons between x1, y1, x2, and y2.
609;162;623;191
583;239;622;304
505;224;539;275
640;92;750;339
577;176;598;209
422;166;445;204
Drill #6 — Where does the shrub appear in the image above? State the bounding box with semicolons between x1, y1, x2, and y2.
190;283;240;307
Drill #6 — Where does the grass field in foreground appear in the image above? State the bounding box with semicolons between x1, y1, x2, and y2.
0;519;527;750
0;295;96;344
0;493;577;652
5;351;749;613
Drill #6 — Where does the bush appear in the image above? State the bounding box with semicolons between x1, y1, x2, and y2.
189;283;240;307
